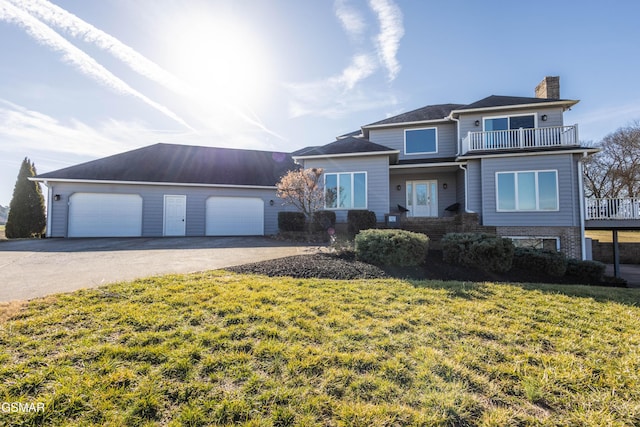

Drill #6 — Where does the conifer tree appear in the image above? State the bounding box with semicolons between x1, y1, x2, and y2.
5;158;46;238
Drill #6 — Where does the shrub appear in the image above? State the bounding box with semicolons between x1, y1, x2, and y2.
513;247;567;277
347;210;377;235
441;233;514;272
565;259;606;284
278;212;305;232
311;210;336;232
355;229;429;266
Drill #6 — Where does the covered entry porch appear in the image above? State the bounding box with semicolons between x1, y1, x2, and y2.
388;163;464;218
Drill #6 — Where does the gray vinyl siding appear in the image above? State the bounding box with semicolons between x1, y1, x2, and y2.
481;154;579;227
456;168;466;212
458;107;565;153
466;160;482;215
368;122;457;161
46;182;283;237
389;172;458;217
301;155;390;222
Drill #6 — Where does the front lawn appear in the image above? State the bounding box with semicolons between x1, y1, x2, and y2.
1;272;639;426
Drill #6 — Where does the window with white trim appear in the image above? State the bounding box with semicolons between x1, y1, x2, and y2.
496;170;558;211
404;127;437;154
325;172;367;209
508;236;560;251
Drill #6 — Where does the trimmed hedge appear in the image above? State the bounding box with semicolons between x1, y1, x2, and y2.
311;210;337;232
565;258;606;284
355;229;429;266
513;247;568;277
278;212;305;232
441;233;515;273
347;210;377;235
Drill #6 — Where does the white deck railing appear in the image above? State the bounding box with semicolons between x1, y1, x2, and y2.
462;125;579;153
585;198;640;220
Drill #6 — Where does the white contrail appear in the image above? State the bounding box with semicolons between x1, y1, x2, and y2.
368;0;404;81
0;0;195;130
7;0;284;140
334;0;366;40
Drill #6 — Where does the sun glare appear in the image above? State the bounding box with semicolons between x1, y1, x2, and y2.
165;12;272;114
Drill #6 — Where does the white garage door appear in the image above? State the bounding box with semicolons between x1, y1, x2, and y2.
206;197;264;236
68;193;143;237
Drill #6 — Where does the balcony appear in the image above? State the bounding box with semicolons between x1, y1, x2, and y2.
585;198;640;230
462;124;579;154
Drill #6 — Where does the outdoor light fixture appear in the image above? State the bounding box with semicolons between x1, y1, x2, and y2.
54;194;61;201
269;199;274;206
474;120;480;126
541;114;548;121
442;183;448;190
396;184;402;191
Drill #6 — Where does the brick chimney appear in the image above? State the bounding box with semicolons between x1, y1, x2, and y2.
535;76;560;99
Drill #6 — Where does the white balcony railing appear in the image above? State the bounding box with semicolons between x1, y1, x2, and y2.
462;125;579;153
585;198;640;220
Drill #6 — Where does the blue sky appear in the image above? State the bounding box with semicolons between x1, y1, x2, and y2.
1;0;640;206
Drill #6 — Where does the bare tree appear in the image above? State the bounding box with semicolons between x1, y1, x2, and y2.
583;122;640;199
276;168;325;220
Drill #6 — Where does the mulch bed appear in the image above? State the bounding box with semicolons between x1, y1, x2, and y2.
227;250;623;286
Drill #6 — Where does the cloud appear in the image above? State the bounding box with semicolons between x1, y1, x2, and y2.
286;54;378;118
286;0;403;118
368;0;404;81
334;0;366;40
0;0;194;130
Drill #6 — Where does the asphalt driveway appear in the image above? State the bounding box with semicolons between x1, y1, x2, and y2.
0;237;319;302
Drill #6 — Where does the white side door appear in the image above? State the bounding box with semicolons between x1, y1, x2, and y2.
163;195;186;236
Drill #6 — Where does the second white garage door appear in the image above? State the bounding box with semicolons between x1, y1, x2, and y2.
68;193;142;237
206;197;264;236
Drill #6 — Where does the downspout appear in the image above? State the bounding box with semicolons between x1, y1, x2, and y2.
578;153;587;260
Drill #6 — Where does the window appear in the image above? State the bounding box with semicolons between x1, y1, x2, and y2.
405;127;437;154
508;236;560;251
325;172;367;209
496;170;558;211
484;114;536;148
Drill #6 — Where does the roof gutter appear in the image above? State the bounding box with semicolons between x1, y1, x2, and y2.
28;177;277;190
292;150;400;161
450;99;579;116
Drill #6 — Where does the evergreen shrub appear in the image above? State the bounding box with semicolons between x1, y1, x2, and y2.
355;229;429;266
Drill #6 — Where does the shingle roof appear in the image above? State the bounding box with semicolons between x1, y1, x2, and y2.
36;143;297;187
364;104;464;127
292;136;396;157
454;95;572;111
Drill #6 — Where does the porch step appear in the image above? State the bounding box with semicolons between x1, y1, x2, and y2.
391;213;497;248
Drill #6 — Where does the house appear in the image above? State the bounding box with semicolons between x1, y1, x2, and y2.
32;144;296;237
293;76;596;259
33;76;595;259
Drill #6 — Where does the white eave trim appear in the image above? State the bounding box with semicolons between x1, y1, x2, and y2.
292;150;400;161
363;118;453;130
390;161;466;169
28;177;277;190
457;147;598;160
450;99;579;116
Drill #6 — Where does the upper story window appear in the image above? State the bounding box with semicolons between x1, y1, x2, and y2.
404;127;437;155
484;114;535;132
496;170;558;211
325;172;367;209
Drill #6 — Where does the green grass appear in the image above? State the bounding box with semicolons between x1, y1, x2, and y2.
1;272;639;426
585;230;640;243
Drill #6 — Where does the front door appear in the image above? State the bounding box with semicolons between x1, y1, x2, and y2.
406;180;438;217
164;195;186;236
